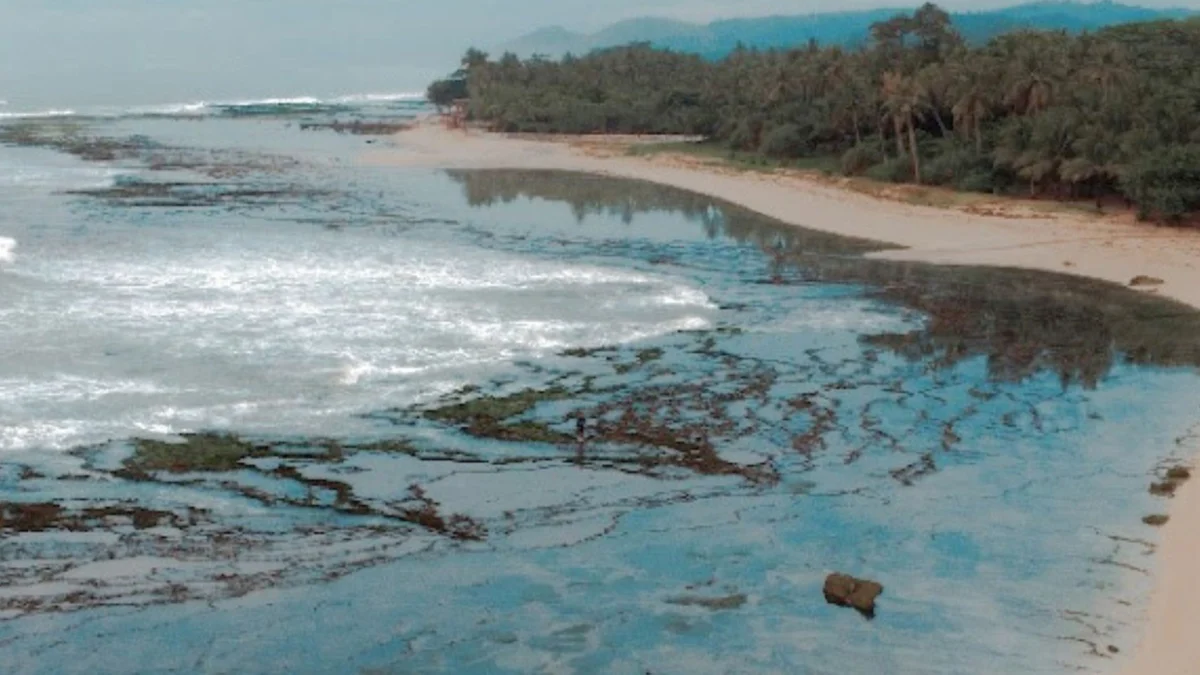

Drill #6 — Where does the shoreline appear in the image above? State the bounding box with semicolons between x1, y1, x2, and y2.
367;120;1200;674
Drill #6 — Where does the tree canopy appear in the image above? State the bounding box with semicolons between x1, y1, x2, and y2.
428;5;1200;222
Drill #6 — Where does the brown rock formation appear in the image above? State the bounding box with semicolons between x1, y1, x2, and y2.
824;573;884;619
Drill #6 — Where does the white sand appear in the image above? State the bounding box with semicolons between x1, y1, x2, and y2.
367;122;1200;674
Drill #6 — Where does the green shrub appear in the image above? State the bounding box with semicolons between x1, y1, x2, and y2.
865;157;912;183
1119;144;1200;222
426;77;468;109
840;145;885;176
923;143;992;187
760;123;814;159
953;169;997;193
727;116;765;152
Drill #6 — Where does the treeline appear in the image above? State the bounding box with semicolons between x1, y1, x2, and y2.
428;4;1200;221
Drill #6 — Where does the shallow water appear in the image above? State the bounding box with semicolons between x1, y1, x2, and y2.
2;107;1200;674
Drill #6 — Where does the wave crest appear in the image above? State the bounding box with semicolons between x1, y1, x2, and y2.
0;237;16;263
0;92;428;122
0;109;77;120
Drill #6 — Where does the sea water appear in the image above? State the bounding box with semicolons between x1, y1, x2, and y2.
1;100;1199;674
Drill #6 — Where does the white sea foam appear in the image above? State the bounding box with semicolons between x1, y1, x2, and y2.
0;230;716;453
207;92;425;111
0;237;15;263
330;92;426;104
152;92;426;116
0;92;426;122
0;108;77;120
131;101;210;116
0;164;124;189
221;96;323;107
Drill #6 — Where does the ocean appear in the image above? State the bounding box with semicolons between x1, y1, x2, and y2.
2;97;1200;674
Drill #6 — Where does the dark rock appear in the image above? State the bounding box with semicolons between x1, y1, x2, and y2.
1129;275;1165;287
0;502;64;532
1143;514;1170;526
1150;481;1178;497
1150;466;1192;498
665;593;747;611
823;573;883;618
299;120;413;136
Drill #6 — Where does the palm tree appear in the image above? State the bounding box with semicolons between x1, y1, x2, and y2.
761;50;793;108
1008;71;1054;116
824;52;869;145
882;72;925;183
1059;121;1119;203
916;64;953;136
994;109;1078;196
1079;38;1132;106
994;32;1069;116
942;51;994;151
461;48;490;71
911;2;963;65
952;89;991;152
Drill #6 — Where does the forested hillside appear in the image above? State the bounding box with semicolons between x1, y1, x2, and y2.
499;1;1196;59
429;4;1200;221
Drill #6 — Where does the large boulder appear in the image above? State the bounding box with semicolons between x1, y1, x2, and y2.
823;573;884;619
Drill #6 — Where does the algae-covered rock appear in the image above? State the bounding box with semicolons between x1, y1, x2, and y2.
0;502;182;533
0;502;64;532
125;433;271;473
424;387;572;425
424;387;577;445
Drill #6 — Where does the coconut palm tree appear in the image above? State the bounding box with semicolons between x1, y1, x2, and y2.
461;48;490;71
882;71;925;183
1079;37;1132;106
824;52;870;145
994;31;1069;116
916;63;953;136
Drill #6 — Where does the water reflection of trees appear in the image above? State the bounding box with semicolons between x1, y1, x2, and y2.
447;169;1200;387
445;169;885;255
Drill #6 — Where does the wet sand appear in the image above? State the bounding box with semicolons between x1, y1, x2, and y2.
366;121;1200;675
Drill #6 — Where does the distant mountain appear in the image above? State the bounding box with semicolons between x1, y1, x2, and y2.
497;1;1197;59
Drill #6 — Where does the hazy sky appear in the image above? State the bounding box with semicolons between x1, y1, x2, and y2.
0;0;1194;109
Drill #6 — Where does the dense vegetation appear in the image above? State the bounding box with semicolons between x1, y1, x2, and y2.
500;1;1194;60
429;5;1200;221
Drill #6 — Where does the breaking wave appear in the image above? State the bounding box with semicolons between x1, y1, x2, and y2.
0;109;78;120
0;92;428;121
0;237;14;263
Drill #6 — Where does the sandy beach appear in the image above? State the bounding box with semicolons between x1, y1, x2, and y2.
367;121;1200;674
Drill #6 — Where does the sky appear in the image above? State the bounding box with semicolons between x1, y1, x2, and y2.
0;0;1194;110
